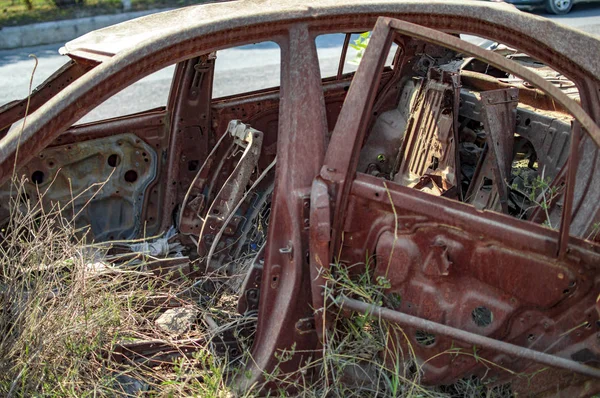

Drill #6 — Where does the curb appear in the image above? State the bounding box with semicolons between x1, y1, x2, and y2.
0;8;170;50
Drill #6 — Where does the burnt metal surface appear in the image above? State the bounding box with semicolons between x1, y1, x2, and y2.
163;55;215;233
1;1;600;395
57;0;600;83
238;23;327;389
464;144;503;212
0;133;157;241
465;88;519;213
393;68;458;196
344;174;600;386
558;122;583;258
196;121;263;260
237;248;264;316
311;15;600;395
54;110;171;237
459;89;572;182
338;296;600;380
460;69;573;114
178;123;232;236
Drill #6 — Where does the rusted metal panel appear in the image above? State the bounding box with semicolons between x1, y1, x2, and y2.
343;173;600;387
310;15;600;395
2;1;599;193
55;110;170;236
460;69;575;114
465;145;503;212
558;122;582;257
238;23;327;388
57;0;600;84
163;56;215;233
237;248;264;315
338;296;600;379
385;18;600;147
197;121;263;259
394;68;458;196
1;1;600;395
0;133;157;241
459;89;572;182
473;88;519;213
319;18;394;259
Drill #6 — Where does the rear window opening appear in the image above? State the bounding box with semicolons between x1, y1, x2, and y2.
213;41;281;98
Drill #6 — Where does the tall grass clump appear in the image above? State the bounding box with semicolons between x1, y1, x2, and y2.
315;260;430;398
0;178;193;396
0;178;516;397
0;176;263;397
0;179;137;395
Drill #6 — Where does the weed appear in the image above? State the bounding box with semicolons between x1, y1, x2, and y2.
510;166;563;229
349;32;371;65
587;222;600;242
0;57;517;395
0;177;524;397
0;175;252;397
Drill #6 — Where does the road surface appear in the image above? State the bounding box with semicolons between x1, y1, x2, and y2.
1;3;599;124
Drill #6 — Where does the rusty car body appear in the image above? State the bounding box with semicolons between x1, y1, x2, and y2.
1;0;600;395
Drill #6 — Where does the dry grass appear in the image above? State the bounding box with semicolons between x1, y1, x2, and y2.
314;261;514;398
0;177;140;396
0;59;513;397
0;176;518;397
0;177;250;397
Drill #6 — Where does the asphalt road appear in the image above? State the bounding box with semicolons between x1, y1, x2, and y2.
1;3;599;125
547;2;600;35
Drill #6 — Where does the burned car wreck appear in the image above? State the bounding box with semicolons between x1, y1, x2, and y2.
1;0;600;395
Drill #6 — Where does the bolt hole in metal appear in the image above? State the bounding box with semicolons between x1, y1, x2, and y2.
188;160;199;171
124;170;138;183
415;330;436;346
107;154;120;167
472;306;493;327
31;170;44;184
